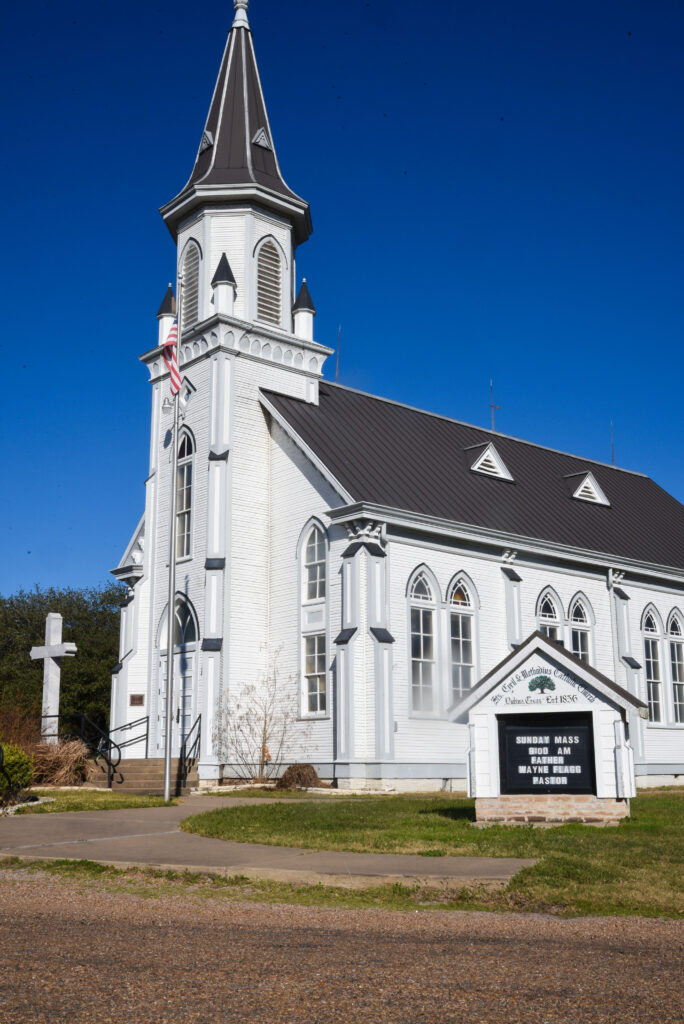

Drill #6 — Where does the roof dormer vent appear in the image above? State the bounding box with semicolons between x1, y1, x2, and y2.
470;443;513;482
572;472;610;506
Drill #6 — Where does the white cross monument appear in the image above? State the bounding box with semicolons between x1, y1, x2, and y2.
30;613;77;745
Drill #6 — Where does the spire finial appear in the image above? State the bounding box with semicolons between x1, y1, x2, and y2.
233;0;249;28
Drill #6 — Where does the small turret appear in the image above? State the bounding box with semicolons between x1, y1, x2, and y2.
293;279;316;341
156;284;176;347
211;253;237;316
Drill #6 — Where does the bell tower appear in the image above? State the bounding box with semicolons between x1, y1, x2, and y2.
112;0;332;785
159;0;313;334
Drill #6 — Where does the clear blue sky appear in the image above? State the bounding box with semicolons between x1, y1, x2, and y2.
2;0;683;595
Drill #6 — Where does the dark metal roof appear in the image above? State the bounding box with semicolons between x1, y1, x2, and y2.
293;280;316;313
156;284;175;318
264;382;684;572
161;14;312;244
211;253;236;287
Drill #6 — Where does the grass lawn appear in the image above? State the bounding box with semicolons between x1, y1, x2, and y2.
181;789;684;918
15;789;176;814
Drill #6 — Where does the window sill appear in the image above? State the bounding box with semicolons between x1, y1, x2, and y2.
645;722;684;730
297;714;331;723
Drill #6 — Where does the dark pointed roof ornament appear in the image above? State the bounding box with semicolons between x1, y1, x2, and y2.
212;253;237;287
160;0;312;246
156;283;176;318
293;279;316;314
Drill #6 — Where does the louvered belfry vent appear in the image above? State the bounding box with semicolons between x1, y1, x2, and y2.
572;472;610;506
257;240;282;326
470;443;513;481
181;244;201;331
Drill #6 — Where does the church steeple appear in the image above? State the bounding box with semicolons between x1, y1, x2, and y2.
160;0;312;246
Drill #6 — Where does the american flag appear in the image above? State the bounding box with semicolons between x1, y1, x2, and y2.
162;317;182;395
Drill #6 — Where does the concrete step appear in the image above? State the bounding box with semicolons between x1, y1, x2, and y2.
88;757;198;796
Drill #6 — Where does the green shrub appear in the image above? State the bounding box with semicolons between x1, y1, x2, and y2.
0;743;34;796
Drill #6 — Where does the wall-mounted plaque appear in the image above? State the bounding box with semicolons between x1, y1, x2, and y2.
498;712;595;795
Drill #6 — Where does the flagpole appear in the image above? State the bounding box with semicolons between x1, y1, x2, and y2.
164;277;183;803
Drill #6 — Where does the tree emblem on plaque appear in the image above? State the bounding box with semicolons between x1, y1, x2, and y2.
528;675;555;694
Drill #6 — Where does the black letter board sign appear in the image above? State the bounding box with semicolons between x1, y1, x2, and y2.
498;713;596;795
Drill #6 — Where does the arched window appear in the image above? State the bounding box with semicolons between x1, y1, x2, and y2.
537;591;561;641
299;522;328;715
643;611;662;723
569;598;591;663
449;579;475;701
668;614;684;724
158;596;199;652
181;241;201;331
409;571;436;713
176;431;194;559
256;239;282;326
304;525;326;600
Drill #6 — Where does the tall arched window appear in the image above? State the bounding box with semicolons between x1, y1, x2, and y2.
643;611;662;723
176;431;194;559
181;241;201;331
668;614;684;724
569;598;591;663
537;591;561;641
409;572;436;714
256;239;282;326
300;523;327;715
304;526;326;600
449;579;475;701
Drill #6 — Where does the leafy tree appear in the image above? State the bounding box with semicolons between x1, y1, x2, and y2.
0;583;125;730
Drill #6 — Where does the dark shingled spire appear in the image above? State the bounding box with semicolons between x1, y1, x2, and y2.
161;3;312;246
156;284;176;318
211;253;237;287
293;279;316;313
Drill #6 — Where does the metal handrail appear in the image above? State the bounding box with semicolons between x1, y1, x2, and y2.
110;716;149;759
41;713;122;789
180;714;201;788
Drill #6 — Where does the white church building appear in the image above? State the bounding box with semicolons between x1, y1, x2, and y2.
110;0;684;791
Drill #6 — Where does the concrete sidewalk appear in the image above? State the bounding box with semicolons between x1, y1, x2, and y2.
0;796;534;888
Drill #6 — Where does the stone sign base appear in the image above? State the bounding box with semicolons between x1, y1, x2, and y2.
475;794;630;825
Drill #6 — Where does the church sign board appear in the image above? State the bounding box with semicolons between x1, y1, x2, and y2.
449;632;647;824
498;712;595;794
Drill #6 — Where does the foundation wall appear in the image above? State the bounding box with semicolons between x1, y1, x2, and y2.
475;793;630;823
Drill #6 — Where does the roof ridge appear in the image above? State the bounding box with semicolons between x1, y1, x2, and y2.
315;380;648;480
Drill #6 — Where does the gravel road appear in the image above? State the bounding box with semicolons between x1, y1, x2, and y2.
0;870;681;1023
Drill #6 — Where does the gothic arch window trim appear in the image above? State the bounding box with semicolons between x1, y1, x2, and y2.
254;235;288;329
536;587;563;643
405;564;441;603
446;572;480;703
568;592;595;664
180;238;202;333
157;594;200;653
666;609;683;637
176;427;195;560
297;518;329;718
407;565;441;717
